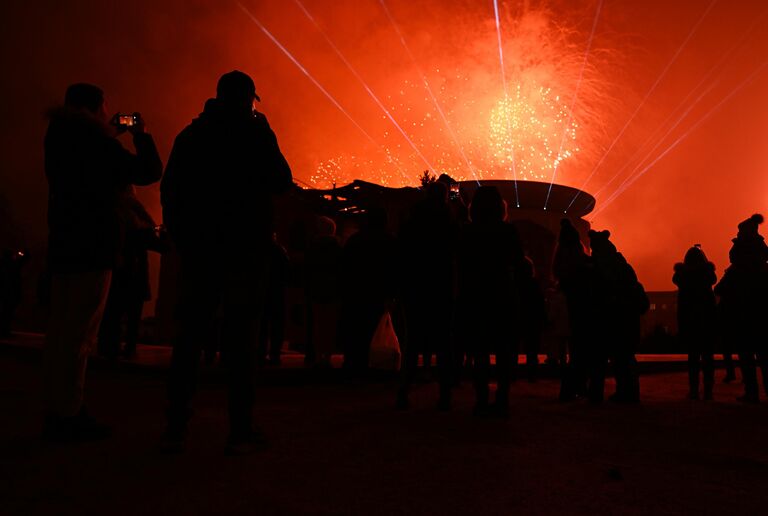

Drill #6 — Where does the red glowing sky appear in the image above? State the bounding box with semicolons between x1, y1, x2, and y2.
0;0;767;292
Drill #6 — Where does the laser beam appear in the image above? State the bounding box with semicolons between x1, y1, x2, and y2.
493;0;520;207
593;78;718;202
567;0;718;211
236;2;407;179
293;0;437;176
591;60;768;219
591;7;766;201
378;0;480;185
543;0;603;211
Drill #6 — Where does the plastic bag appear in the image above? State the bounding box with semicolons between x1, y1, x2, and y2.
368;311;401;371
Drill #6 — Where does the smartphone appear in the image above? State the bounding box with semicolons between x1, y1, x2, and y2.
114;114;139;127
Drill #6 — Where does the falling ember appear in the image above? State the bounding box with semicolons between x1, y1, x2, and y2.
488;84;579;181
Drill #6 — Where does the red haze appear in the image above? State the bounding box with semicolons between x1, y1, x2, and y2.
1;0;767;300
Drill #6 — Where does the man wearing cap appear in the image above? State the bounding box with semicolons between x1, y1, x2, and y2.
43;83;162;441
161;70;293;454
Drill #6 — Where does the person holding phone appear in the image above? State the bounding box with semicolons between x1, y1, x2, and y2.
42;83;162;442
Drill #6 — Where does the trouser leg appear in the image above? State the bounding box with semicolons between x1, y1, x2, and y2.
97;281;122;358
568;334;589;397
612;344;639;401
702;352;714;397
495;345;512;407
525;334;539;381
587;345;606;403
221;258;268;435
397;341;419;400
167;263;219;428
738;352;759;400
123;296;144;356
270;292;285;361
723;353;736;379
304;302;316;364
436;342;454;403
473;352;491;407
256;309;270;362
222;317;257;435
688;352;700;396
44;271;112;417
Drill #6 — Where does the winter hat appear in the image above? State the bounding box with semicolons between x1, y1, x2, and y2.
736;214;764;239
683;244;708;266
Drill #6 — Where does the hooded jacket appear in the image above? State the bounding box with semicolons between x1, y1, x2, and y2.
44;107;162;273
160;99;293;254
673;260;717;334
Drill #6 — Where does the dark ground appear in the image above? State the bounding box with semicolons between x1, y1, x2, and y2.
1;347;767;516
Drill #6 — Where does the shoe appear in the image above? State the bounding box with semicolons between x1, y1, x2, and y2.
42;407;111;443
224;429;267;456
159;425;187;454
736;395;759;404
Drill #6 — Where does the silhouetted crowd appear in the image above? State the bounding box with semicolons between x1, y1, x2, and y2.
8;70;765;454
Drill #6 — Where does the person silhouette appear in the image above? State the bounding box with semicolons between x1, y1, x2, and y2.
715;214;768;402
553;219;593;401
42;83;162;442
338;206;397;373
517;256;547;383
396;182;458;410
256;237;289;366
304;216;343;367
588;229;648;403
456;186;525;417
673;245;717;400
160;70;293;453
97;187;163;360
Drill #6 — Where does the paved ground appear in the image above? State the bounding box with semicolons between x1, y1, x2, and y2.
1;347;767;516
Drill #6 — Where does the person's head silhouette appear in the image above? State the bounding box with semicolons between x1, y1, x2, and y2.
216;70;260;112
469;186;506;224
64;83;107;121
588;229;617;258
684;244;709;266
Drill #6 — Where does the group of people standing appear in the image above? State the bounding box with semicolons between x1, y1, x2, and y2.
38;69;766;455
41;71;292;454
676;214;768;403
387;187;649;417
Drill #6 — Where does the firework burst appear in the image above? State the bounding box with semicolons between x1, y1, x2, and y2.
304;2;619;189
488;83;579;181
